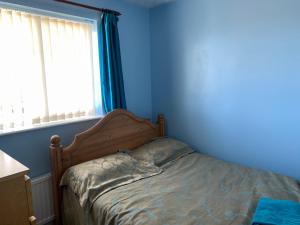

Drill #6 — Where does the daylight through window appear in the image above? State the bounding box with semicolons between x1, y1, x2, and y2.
0;7;100;132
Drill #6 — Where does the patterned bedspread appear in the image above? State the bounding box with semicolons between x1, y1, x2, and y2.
85;153;300;225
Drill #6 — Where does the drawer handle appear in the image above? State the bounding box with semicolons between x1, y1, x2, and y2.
29;216;37;225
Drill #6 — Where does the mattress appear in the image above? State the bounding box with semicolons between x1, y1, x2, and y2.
61;152;300;225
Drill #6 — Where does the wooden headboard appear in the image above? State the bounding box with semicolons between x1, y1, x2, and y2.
50;109;165;225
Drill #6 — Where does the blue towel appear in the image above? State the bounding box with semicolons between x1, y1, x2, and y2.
252;198;300;225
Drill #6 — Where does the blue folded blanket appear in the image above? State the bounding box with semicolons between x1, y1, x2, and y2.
252;198;300;225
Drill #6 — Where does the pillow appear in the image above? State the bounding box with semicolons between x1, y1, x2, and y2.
131;138;194;167
60;153;162;210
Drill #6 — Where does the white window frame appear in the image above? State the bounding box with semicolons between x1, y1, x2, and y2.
0;2;103;136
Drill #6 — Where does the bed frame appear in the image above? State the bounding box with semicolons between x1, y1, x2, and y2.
50;109;165;225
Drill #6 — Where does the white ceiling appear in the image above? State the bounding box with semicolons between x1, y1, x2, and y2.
124;0;175;8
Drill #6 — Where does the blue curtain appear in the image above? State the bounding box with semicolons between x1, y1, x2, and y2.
98;13;126;113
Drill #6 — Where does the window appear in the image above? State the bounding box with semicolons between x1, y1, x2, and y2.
0;5;101;133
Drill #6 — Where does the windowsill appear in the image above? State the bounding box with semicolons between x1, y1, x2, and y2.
0;115;104;137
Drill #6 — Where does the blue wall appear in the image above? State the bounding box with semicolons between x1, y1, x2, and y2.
1;0;299;180
150;0;300;179
0;0;152;178
0;120;98;178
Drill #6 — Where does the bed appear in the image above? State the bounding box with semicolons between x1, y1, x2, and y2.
50;109;300;225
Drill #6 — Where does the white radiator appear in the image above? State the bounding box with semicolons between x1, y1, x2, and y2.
31;173;55;225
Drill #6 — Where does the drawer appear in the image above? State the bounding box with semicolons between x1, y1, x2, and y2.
0;176;29;225
0;150;34;225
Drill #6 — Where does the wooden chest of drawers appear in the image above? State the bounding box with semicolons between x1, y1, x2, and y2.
0;150;36;225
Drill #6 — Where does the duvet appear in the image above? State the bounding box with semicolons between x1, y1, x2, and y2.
61;139;300;225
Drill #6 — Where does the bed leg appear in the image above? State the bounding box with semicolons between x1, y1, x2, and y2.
157;114;165;137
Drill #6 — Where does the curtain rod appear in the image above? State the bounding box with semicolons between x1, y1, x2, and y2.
54;0;122;16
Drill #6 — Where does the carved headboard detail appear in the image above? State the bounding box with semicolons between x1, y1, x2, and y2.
50;109;165;225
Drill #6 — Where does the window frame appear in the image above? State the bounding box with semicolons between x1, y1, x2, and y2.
0;2;103;136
